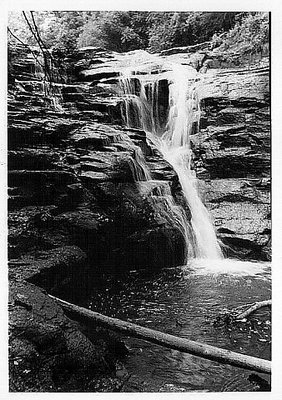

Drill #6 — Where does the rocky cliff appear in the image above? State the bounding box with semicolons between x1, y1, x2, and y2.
195;61;270;260
8;44;186;391
8;42;270;391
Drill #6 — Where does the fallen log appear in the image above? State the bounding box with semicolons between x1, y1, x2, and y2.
235;300;271;321
49;295;271;375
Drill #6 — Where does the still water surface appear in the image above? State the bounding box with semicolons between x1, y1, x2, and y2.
86;259;271;392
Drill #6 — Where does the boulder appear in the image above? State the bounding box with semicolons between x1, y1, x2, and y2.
9;280;117;392
116;226;186;269
89;181;188;269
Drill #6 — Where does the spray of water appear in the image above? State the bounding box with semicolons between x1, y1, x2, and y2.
119;53;223;260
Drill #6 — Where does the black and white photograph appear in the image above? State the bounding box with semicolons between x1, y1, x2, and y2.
2;1;280;395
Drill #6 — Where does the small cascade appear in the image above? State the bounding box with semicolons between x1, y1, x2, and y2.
129;146;152;181
149;185;193;261
119;54;223;260
32;49;64;111
120;130;191;262
128;146;152;181
116;131;152;181
118;76;192;261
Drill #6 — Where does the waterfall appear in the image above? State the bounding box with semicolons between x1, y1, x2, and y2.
119;56;222;260
160;65;223;259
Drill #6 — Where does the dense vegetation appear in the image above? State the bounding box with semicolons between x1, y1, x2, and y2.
8;11;269;55
211;12;269;54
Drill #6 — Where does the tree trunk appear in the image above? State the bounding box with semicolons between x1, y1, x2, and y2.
49;295;271;375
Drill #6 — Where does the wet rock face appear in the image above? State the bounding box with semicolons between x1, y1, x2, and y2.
88;181;187;269
198;178;270;260
8;44;271;273
193;64;270;259
8;45;181;270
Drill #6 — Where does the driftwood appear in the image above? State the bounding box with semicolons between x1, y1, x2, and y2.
49;295;271;375
235;300;272;321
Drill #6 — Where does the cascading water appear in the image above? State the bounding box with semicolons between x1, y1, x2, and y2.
119;63;192;262
86;53;270;393
161;65;223;259
119;56;223;260
128;146;152;181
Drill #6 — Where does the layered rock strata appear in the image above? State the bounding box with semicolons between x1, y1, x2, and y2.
8;42;270;391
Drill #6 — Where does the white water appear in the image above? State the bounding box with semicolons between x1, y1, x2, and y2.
119;55;223;260
187;258;271;279
159;64;222;259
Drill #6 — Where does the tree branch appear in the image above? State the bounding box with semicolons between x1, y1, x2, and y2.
22;11;52;86
7;27;45;69
235;300;271;321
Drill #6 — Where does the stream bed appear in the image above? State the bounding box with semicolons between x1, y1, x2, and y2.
84;259;271;392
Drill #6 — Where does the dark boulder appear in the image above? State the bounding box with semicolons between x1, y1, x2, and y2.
9;280;118;392
116;226;186;270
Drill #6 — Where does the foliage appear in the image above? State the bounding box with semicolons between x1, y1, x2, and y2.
8;11;89;53
147;12;240;52
147;12;189;51
211;12;269;54
8;11;47;46
7;11;269;55
77;11;149;51
48;12;88;52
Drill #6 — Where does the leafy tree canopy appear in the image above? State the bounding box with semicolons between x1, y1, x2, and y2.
8;11;269;55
